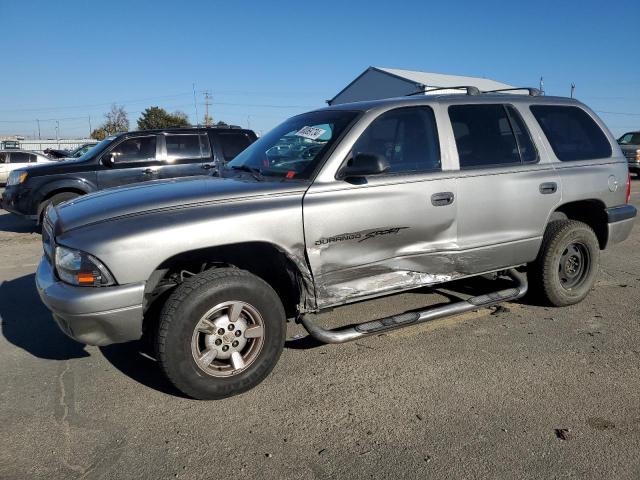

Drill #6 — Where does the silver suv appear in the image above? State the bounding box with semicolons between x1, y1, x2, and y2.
36;90;637;399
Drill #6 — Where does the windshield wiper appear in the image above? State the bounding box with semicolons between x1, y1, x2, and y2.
230;165;264;182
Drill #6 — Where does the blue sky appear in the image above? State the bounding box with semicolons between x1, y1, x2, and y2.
1;0;638;138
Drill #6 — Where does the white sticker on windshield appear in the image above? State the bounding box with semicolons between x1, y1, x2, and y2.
295;126;326;140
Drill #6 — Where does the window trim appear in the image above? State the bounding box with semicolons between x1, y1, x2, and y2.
529;104;613;162
340;105;442;178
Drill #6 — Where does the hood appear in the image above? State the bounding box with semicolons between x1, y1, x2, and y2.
620;144;639;153
55;176;307;232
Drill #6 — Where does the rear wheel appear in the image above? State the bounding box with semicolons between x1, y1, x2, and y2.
156;268;286;400
38;191;80;224
528;220;600;306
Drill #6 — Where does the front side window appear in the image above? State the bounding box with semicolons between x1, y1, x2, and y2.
227;110;359;180
530;105;612;161
0;153;7;163
110;136;157;163
165;134;202;161
449;104;522;169
352;107;441;174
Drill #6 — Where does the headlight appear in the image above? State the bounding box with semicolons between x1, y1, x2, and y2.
6;170;28;186
54;246;116;287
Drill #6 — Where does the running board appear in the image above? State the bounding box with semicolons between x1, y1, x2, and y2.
300;269;528;344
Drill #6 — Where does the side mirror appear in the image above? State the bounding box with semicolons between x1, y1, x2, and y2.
101;153;115;167
339;153;389;179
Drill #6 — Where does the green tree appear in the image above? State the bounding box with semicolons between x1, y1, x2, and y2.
137;106;191;130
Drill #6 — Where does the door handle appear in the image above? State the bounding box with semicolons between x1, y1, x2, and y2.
431;192;455;206
143;168;157;175
539;182;557;194
201;164;212;170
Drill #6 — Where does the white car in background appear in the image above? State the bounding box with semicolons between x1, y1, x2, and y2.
0;150;54;185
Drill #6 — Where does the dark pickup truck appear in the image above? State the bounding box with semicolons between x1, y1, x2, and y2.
618;131;640;176
1;126;257;222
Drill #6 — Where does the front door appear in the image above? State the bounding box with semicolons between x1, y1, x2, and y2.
97;135;160;189
303;106;458;309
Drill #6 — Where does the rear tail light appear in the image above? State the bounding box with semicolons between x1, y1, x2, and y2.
626;172;631;204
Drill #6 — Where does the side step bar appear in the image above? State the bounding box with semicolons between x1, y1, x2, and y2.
300;269;528;344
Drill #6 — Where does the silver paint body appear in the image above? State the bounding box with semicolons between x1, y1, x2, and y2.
36;94;634;346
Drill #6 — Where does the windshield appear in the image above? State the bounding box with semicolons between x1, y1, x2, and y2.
619;132;640;145
226;110;359;180
76;136;117;161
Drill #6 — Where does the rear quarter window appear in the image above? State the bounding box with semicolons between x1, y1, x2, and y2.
530;105;612;161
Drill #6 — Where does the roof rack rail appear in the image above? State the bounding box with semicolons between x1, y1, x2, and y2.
406;86;480;97
485;87;542;96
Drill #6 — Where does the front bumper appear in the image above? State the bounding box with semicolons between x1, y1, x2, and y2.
1;185;37;219
606;205;637;246
35;256;145;346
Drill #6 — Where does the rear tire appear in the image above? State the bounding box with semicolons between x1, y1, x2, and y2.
528;220;600;306
156;268;286;400
38;191;80;224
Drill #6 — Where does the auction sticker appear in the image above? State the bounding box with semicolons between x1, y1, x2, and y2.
295;126;326;140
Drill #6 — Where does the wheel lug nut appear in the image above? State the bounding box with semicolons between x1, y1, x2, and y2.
222;345;229;352
228;324;235;331
232;340;239;348
217;328;225;335
234;330;241;337
214;339;222;346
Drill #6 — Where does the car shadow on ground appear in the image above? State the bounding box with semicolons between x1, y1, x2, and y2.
0;273;185;397
0;212;38;234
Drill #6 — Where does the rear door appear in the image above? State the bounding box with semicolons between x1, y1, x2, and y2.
450;103;561;273
97;135;160;189
156;132;210;180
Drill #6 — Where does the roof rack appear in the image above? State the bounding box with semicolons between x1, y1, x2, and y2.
406;86;480;97
485;87;542;96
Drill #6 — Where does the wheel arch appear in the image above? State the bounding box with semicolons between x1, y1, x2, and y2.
145;241;314;321
549;199;608;249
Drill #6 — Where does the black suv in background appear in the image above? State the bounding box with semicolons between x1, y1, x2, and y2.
1;126;257;222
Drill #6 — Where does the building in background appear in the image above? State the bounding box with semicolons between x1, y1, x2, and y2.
328;66;514;105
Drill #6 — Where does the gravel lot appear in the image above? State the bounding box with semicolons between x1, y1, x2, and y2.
1;182;639;480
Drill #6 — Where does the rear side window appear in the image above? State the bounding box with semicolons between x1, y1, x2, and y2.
0;153;7;163
449;104;524;169
9;152;30;163
165;134;202;161
530;105;612;161
217;133;254;162
506;106;538;163
353;106;441;174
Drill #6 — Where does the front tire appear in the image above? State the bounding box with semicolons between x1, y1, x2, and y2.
156;268;286;400
38;191;80;224
528;220;600;307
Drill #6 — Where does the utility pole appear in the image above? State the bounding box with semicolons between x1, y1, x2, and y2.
539;77;544;95
192;83;199;126
88;115;92;138
570;83;575;98
36;119;41;140
55;120;60;147
204;91;211;126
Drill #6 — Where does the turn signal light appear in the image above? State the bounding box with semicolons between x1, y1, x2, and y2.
626;173;631;204
76;272;98;285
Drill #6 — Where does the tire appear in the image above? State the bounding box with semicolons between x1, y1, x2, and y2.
156;267;286;400
38;191;80;224
528;220;600;307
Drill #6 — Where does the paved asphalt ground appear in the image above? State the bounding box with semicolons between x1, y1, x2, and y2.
0;182;639;480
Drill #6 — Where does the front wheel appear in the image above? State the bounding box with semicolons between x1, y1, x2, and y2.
528;220;600;307
156;268;286;400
